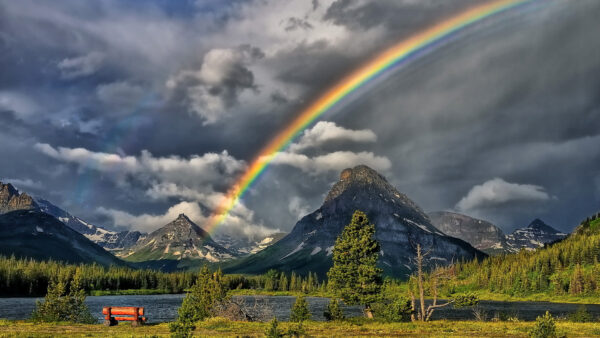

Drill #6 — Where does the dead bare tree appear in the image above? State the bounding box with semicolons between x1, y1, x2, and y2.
409;243;455;322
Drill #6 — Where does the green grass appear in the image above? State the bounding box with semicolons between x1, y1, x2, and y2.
1;318;599;337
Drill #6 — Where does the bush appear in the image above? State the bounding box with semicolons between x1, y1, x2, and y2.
371;296;412;322
453;293;479;308
286;322;306;337
324;298;345;321
31;271;95;324
290;295;311;322
530;311;557;338
567;305;593;323
169;266;229;338
264;317;283;338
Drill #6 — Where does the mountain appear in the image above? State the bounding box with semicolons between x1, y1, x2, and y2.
216;232;287;256
225;165;485;279
35;198;144;250
120;213;234;263
0;182;38;214
0;210;123;266
506;218;567;251
428;211;508;254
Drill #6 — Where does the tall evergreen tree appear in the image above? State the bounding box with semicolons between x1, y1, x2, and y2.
327;210;382;318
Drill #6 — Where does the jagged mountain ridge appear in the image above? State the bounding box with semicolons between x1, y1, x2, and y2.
506;218;567;251
121;214;234;262
0;210;124;266
35;198;144;251
429;212;568;254
225;165;485;279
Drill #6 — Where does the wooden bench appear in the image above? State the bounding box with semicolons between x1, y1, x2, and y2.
102;306;146;326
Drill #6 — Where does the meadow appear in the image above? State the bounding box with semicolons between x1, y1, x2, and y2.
2;318;600;337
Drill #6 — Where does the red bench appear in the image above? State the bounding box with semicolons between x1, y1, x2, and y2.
102;306;146;326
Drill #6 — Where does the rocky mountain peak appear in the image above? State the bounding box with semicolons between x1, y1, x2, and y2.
228;165;484;278
0;181;38;214
325;165;393;202
527;219;558;233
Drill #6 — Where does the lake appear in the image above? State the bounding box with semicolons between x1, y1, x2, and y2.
1;294;599;323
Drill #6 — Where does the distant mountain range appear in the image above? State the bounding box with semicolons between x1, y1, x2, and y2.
429;211;567;254
35;198;144;251
0;172;572;274
225;165;485;278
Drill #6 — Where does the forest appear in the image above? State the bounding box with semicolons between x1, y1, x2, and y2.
0;255;324;297
437;214;600;298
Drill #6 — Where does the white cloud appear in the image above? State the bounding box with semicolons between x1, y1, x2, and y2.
166;47;262;123
456;178;552;212
34;143;244;188
289;121;376;152
97;201;205;233
0;91;39;118
57;52;104;79
268;151;391;174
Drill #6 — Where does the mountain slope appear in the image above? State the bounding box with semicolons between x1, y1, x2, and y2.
506;218;567;251
0;182;38;214
447;212;600;297
0;210;123;266
225;165;485;279
35;198;144;250
428;211;508;254
121;214;234;262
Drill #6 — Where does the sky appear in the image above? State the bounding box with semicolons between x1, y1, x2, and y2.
1;0;599;240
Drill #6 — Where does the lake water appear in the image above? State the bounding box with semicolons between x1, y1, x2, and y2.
1;294;599;323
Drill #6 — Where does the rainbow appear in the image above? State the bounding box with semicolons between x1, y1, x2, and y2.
205;0;534;233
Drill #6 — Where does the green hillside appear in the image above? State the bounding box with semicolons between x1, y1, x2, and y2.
438;212;600;300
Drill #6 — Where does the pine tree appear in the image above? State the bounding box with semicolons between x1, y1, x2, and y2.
169;266;228;337
327;210;382;318
290;295;311;322
324;298;345;321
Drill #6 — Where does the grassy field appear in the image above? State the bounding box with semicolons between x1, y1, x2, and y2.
1;318;599;337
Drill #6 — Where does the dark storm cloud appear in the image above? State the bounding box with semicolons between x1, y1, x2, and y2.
0;0;599;238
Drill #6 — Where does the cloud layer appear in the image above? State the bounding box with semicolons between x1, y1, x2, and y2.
0;0;599;236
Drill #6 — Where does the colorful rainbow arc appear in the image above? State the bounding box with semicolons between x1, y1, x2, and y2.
205;0;533;233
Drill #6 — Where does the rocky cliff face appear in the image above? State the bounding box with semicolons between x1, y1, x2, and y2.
506;219;567;251
429;211;508;254
226;165;485;279
0;182;38;214
121;214;234;262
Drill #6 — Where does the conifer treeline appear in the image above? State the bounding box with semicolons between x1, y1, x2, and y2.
445;216;600;296
0;256;324;297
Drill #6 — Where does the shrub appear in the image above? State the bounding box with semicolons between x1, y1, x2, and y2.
372;296;412;322
31;270;95;324
453;293;479;308
287;322;306;337
567;305;593;323
530;311;557;338
290;295;311;322
169;266;228;338
324;298;345;321
264;317;283;338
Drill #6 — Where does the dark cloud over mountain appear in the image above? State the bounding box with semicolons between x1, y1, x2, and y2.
0;0;599;239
